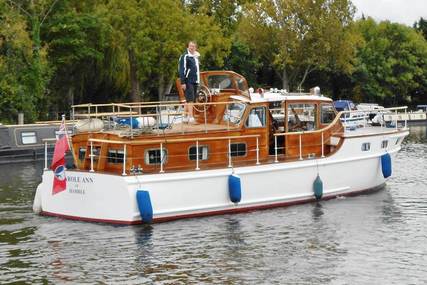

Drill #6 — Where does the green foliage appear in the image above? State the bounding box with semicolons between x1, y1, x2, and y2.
353;18;427;105
96;0;230;101
238;0;359;91
414;17;427;40
0;2;39;122
1;0;427;123
0;0;54;122
185;0;249;36
223;40;261;85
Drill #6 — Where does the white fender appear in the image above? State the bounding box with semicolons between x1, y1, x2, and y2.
33;185;42;214
135;116;156;127
75;118;104;133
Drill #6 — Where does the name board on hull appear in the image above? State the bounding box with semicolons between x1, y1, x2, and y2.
66;175;94;195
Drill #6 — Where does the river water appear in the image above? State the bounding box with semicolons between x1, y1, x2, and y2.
0;126;426;284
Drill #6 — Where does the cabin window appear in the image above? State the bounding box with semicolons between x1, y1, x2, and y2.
207;74;233;91
107;149;124;163
236;77;246;91
92;147;101;161
188;145;209;161
361;142;370;151
321;104;335;124
245;107;266;128
230;143;246;157
287;103;317;132
78;147;86;161
223;102;246;124
381;140;388;149
235;76;249;97
145;149;167;165
21;132;37;144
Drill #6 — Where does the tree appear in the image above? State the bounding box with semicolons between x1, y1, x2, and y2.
96;0;152;102
0;3;30;122
147;0;231;100
99;0;231;101
353;18;427;106
43;0;108;111
238;0;359;91
0;0;53;122
414;17;427;40
185;0;250;36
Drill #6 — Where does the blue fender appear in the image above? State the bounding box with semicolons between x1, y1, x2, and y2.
228;174;241;203
381;153;392;178
136;190;153;223
117;117;139;128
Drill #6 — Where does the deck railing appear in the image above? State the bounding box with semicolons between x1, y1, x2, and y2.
272;106;408;162
71;101;247;136
51;104;408;174
86;134;260;175
339;106;408;130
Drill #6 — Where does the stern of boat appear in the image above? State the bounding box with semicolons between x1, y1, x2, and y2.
34;170;141;224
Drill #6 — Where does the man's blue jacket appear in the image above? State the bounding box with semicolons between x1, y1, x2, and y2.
178;50;200;84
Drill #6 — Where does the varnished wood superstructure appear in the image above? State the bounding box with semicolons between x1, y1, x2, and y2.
71;71;344;175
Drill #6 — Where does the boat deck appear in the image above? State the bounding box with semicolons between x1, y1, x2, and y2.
165;122;239;133
103;122;240;137
338;126;406;138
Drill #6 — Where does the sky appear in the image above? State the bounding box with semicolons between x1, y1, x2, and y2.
351;0;427;26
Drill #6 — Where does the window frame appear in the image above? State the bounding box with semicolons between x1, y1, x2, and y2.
188;145;209;161
245;106;267;128
144;148;168;165
320;103;336;125
381;140;388;149
361;142;371;151
21;131;37;145
286;103;317;132
78;147;86;161
223;102;246;125
230;142;247;157
107;149;125;164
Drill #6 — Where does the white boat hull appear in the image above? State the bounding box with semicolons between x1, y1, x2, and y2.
35;129;408;224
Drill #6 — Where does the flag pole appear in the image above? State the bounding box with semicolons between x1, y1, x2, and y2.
62;114;78;169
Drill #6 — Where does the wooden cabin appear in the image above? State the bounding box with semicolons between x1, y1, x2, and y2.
70;71;343;175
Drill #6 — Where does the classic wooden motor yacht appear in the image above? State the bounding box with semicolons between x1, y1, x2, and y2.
33;71;409;224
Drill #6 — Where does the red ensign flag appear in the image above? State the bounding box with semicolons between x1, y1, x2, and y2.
51;119;70;195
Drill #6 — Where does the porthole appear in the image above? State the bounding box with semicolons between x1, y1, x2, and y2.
381;140;388;149
361;142;370;151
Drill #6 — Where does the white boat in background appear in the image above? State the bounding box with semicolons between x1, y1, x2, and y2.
33;71;409;224
369;104;427;126
334;100;368;129
357;103;385;121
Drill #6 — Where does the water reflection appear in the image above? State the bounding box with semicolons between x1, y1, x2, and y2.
134;225;154;247
380;186;403;224
311;202;324;221
224;218;246;249
0;125;426;283
405;125;427;144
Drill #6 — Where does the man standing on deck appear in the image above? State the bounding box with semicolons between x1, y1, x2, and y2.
178;41;200;123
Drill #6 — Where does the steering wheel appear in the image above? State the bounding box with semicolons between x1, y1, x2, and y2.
289;122;306;132
194;85;212;113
